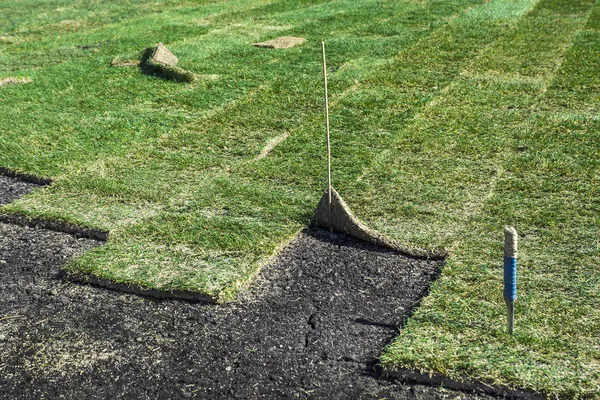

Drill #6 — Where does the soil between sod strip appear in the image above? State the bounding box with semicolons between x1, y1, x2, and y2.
0;174;46;205
0;177;495;399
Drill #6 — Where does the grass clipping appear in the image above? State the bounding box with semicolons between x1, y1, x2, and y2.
312;188;446;260
140;43;196;83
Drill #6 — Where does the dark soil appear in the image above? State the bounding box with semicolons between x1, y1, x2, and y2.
0;175;40;205
0;175;496;399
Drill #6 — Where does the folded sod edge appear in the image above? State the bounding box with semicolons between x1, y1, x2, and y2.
139;45;196;83
312;188;447;260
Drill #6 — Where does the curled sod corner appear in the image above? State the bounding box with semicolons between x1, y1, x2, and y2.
139;43;196;83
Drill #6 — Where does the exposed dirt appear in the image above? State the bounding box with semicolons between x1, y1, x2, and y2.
0;77;32;87
0;175;40;204
110;58;140;67
252;36;307;49
0;175;497;399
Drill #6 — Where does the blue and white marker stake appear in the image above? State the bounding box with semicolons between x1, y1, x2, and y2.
504;226;518;334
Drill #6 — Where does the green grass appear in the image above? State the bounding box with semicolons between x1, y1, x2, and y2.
1;0;599;396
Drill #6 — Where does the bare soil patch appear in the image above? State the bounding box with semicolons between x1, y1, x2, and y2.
0;175;495;399
0;36;22;44
0;78;31;87
0;175;40;205
252;36;307;49
110;58;139;67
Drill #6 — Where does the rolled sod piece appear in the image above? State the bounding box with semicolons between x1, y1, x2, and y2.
139;43;196;83
311;187;446;260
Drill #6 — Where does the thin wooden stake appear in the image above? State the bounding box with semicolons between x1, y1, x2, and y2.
321;41;332;233
504;226;518;334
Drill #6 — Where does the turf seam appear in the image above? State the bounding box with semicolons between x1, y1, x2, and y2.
3;0;281;57
534;4;597;100
364;0;539;160
455;0;597;230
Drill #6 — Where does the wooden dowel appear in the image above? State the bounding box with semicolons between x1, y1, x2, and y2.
321;41;332;233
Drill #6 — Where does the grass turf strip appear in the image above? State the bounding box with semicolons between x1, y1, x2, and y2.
1;0;485;297
1;0;599;396
375;0;600;397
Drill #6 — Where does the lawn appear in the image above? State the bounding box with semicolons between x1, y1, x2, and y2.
1;0;599;397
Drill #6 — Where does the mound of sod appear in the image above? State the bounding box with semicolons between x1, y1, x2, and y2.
140;43;196;83
0;0;599;396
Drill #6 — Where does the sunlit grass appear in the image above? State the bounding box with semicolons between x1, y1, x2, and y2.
1;0;599;396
